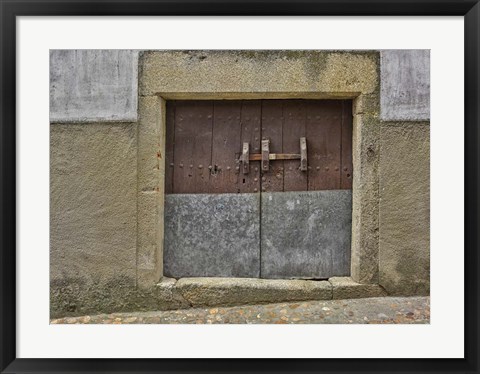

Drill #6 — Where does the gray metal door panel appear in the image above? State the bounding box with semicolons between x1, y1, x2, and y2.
164;193;261;278
260;190;352;279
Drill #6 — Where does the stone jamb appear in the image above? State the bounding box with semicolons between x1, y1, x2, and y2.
137;50;381;288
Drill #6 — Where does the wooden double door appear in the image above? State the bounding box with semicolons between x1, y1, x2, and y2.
164;99;353;279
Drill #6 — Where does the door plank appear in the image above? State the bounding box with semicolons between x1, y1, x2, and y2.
306;100;343;191
211;101;242;193
239;100;262;193
283;100;308;191
172;101;214;193
261;100;284;192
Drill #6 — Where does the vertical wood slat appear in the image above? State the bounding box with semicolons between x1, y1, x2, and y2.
261;100;284;192
238;100;261;193
283;100;308;191
211;101;242;193
172;101;214;193
165;101;175;194
307;100;343;191
340;100;353;189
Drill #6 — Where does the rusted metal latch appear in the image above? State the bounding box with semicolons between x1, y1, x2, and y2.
240;137;307;174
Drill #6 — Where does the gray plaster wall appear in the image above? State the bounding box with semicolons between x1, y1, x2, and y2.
50;50;139;122
50;123;138;314
380;50;430;121
379;122;430;295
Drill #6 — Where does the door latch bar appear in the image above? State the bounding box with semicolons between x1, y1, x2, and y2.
240;137;307;174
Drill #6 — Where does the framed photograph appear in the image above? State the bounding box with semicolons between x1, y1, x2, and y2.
1;0;478;373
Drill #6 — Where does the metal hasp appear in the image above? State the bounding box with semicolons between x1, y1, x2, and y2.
241;137;308;172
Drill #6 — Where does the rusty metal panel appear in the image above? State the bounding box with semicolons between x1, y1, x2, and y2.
172;101;214;193
164;193;260;278
306;100;343;191
284;100;308;191
261;101;284;192
260;190;352;279
341;101;353;189
211;101;242;193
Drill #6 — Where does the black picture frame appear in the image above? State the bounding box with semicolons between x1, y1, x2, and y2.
1;1;478;373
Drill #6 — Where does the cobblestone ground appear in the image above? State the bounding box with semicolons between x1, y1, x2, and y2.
51;296;429;324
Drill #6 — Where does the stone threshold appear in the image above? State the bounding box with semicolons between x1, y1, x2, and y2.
156;276;388;308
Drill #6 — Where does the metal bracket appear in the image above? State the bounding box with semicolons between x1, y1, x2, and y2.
300;137;307;171
242;142;249;174
261;139;270;172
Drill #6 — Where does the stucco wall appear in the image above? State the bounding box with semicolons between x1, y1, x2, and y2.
49;49;430;316
50;123;138;315
379;123;430;295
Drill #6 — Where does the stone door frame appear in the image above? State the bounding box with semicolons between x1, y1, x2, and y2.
136;50;381;288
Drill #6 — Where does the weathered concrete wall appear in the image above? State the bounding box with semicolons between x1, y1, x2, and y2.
50;50;138;122
176;277;332;307
350;111;381;284
379;122;430;295
51;276;387;318
329;277;387;299
380;50;430;121
140;50;378;98
137;95;165;288
50;123;138;315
